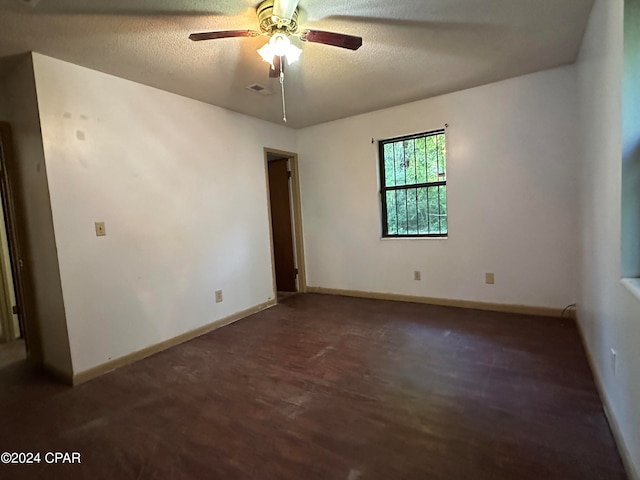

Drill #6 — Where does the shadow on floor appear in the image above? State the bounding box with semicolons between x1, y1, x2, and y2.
0;339;26;369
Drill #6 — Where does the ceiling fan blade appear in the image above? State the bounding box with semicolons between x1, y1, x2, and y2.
273;0;300;21
189;30;259;42
299;30;362;50
324;15;505;34
268;56;285;78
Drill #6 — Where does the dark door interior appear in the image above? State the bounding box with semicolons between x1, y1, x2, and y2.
268;157;297;292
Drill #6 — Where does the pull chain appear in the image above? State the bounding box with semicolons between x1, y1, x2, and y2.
279;55;287;123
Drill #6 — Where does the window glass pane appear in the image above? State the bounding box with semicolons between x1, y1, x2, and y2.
417;187;428;234
384;143;395;187
394;140;406;186
396;188;408;234
405;187;419;235
428;185;440;234
426;134;439;183
415;137;427;184
439;185;448;234
385;191;397;235
437;134;446;181
405;140;416;185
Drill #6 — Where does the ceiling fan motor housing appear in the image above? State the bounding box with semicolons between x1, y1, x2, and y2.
257;0;298;35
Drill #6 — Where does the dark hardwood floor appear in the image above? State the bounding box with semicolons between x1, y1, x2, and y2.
0;294;627;479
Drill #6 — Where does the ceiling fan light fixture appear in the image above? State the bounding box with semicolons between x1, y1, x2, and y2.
283;42;302;65
257;43;275;66
257;33;301;67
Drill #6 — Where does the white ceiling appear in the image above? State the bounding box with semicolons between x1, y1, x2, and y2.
0;0;594;128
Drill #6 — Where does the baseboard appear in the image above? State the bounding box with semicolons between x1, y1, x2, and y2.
306;287;568;318
72;299;277;386
602;401;639;480
574;313;639;480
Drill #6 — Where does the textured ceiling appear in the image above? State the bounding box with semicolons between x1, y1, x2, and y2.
0;0;594;128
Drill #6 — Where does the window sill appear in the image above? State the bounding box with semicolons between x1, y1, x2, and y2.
621;278;640;303
380;236;448;241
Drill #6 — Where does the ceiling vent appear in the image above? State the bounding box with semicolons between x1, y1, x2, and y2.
245;83;273;96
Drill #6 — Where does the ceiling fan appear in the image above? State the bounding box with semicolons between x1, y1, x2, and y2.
188;0;362;79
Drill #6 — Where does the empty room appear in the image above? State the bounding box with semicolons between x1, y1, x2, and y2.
0;0;638;478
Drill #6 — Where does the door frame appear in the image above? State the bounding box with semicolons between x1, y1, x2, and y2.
263;147;306;299
0;122;43;365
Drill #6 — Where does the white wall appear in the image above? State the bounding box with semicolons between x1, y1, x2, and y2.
0;54;73;375
31;54;296;374
297;66;580;309
576;0;640;478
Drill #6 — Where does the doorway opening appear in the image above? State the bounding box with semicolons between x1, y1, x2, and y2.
0;220;24;368
0;122;38;369
0;193;21;341
264;148;306;302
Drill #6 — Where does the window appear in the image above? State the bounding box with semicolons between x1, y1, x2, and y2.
379;129;447;237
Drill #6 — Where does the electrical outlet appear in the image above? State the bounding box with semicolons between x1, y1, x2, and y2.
215;290;223;303
414;271;421;281
485;272;495;284
611;348;617;376
95;222;106;237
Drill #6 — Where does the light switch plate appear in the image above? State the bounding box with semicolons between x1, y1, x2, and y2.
95;222;106;236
